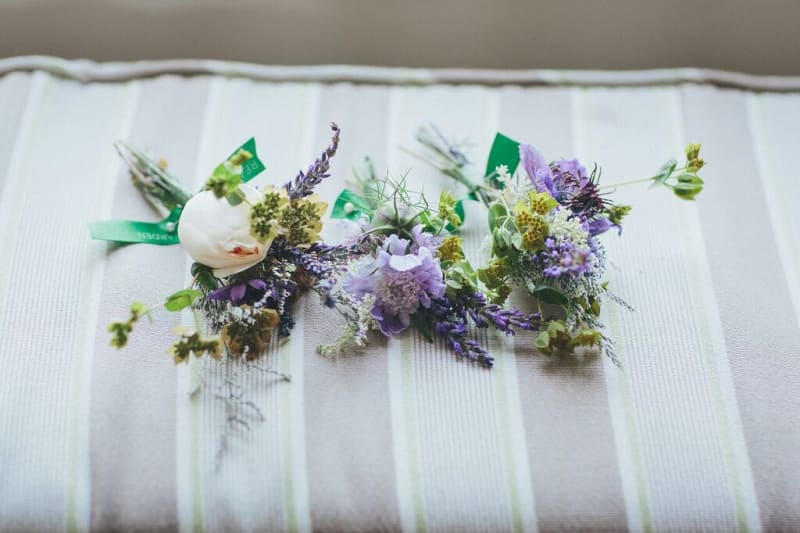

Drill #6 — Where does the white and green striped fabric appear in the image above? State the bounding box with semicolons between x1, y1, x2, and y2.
0;57;798;532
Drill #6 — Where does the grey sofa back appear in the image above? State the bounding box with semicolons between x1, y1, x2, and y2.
1;0;798;75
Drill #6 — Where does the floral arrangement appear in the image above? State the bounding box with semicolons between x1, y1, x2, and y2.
94;124;353;364
389;125;707;362
318;166;540;367
94;122;704;371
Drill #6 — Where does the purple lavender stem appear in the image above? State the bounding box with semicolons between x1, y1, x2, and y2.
284;122;341;199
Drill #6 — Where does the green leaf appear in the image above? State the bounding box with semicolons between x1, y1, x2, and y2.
535;330;551;349
450;199;466;230
234;138;266;183
493;227;512;247
164;289;204;312
191;263;219;290
446;279;463;290
652;159;677;188
331;188;373;220
533;284;570;306
488;203;508;230
671;178;704;200
411;313;434;343
226;190;244;206
675;173;704;185
510;232;523;250
485;133;521;185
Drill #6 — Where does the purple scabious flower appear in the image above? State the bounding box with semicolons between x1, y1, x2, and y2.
344;234;445;336
539;237;597;279
409;224;443;253
209;279;268;305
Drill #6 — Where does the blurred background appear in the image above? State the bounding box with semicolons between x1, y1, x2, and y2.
1;0;799;74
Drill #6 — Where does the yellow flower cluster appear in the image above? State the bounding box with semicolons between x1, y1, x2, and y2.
221;308;281;360
250;186;328;247
169;326;222;364
438;235;464;263
514;191;557;252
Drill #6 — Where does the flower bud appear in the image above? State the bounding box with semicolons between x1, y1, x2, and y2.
178;184;271;277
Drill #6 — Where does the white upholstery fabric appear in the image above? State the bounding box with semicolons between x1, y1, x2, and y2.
0;58;798;532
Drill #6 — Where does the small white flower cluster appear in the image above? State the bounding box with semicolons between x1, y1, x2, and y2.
496;164;532;207
547;207;589;248
317;293;377;356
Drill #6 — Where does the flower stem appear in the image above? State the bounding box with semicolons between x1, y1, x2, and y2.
598;176;655;190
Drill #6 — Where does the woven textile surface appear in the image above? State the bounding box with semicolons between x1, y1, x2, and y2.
0;58;798;532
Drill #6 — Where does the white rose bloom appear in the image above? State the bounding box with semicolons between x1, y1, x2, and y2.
177;184;271;277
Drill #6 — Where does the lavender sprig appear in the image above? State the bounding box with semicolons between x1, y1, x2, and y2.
285;122;341;199
427;291;541;368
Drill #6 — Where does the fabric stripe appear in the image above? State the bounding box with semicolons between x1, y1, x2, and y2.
0;73;129;530
482;89;538;533
0;72;33;196
682;86;800;530
0;71;52;531
498;86;628;531
747;93;800;327
577;86;759;530
176;76;224;533
386;85;536;532
278;82;319;533
385;87;425;533
184;79;320;532
68;80;140;532
668;88;761;532
304;83;403;532
89;75;210;531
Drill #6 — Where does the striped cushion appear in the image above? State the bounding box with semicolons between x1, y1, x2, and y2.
0;58;798;531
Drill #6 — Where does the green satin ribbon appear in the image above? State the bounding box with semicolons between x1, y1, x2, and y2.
484;132;521;187
90;138;265;245
89;208;182;245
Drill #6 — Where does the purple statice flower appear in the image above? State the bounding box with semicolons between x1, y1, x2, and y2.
209;279;268;305
344;234;445;336
284;122;341;199
539;237;597;279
